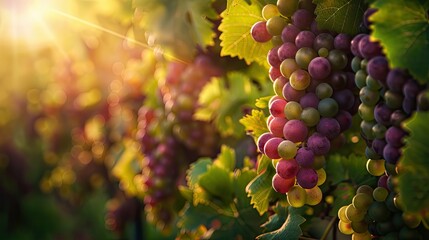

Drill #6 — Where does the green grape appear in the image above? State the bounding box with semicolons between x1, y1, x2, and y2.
276;0;299;17
327;49;348;70
373;187;388;202
338;220;354;235
277;140;297;159
318;98;339;117
280;58;300;78
295;47;317;70
355;70;367;89
318;48;329;57
366;159;386;176
316;83;333;99
266;16;289;36
353;193;374;211
273;77;287;97
351;231;372;240
351;56;362;72
359;86;380;106
338;206;350;223
271;35;283;47
360;120;376;140
358;104;375;121
376;221;395;235
372;123;387;139
366;75;382;90
300;107;320;127
385;162;398;176
284;101;302;120
287;185;307;208
356;185;374;195
305;186;322;206
316;168;326;186
351;220;369;234
393;194;403;211
290;69;311;90
384;90;403;109
262;4;280;20
402;212;421;229
360;59;368;70
368;201;391;222
346;204;366;222
312;155;325;170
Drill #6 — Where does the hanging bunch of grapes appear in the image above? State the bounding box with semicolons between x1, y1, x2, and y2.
251;0;358;207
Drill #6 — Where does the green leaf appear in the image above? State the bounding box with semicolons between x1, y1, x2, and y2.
330;182;355;216
199;165;234;203
261;202;289;232
314;0;365;35
255;96;272;109
257;155;272;175
234;169;258;208
178;202;226;231
371;0;429;84
256;207;306;240
240;109;268;141
134;0;218;61
186;158;213;189
399;112;429;212
196;72;264;137
219;0;273;66
246;160;280;215
214;145;236;171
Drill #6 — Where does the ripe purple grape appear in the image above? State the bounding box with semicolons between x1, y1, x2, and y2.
292;9;314;30
307;132;331;155
367;56;389;82
308;57;332;80
283;119;308;143
282;24;300;43
300;92;319;108
251;21;272;43
317;118;341;140
257;132;274;153
295;147;315;168
385;126;406;148
295;30;315;48
278;42;298;61
276;159;299;179
296;168;318;189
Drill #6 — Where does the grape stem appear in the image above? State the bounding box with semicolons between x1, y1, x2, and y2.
320;216;337;240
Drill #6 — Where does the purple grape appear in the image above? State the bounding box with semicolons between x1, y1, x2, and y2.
329;72;348;90
295;147;315;168
358;35;382;60
296;168;318;189
313;33;334;51
292;9;314;30
276;159;299;179
390;110;407;127
310;20;323;35
251;21;272;43
333;89;355;110
307;133;330;155
282;24;300;43
386;69;407;93
378;175;388;189
308;57;332;80
283;119;308;143
272;173;295;193
385;126;406;148
363;8;377;29
403;79;420;99
267;46;281;68
306;78;322;92
372;139;387;156
383;144;401;164
374;103;393;126
334;33;351;51
300;92;319;108
335;110;352;132
264;137;283;159
367;56;389;82
283;82;306;101
295;30;315;48
278;42;298;61
351;34;366;58
317;118;341;140
402;97;416;115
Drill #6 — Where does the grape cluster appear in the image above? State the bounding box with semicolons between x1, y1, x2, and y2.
338;184;428;240
161;56;222;157
252;0;357;207
136;106;186;228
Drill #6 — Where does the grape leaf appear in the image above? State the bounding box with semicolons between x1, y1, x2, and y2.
257;154;272;175
256;207;306;240
371;0;429;85
219;0;273;66
214;145;236;171
186;158;213;189
255;96;272;109
196;72;264;137
134;0;218;61
199;165;234;203
246;160;282;215
314;0;365;35
399;111;429;212
261;202;289;232
240;109;268;141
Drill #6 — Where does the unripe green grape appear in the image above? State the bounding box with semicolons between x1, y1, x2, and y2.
352;193;373;211
277;140;297;159
358;104;375;121
338;206;350;223
373;187;388;202
338;220;354;235
402;212;421;229
360;59;368;70
355;70;367;89
271;35;283;47
316;83;333;99
366;75;382;90
280;58;299;78
327;49;348;70
359;86;380;106
351;231;371;240
318;48;329;57
351;220;368;234
351;56;362;72
372;123;386;139
277;0;299;17
316;168;326;186
287;185;307;207
262;4;280;20
305;186;322;206
384;90;403;109
284;101;302;120
312;155;325;169
290;69;311;90
360;120;375;140
346;204;366;222
366;159;386;176
318;98;339;117
295;47;317;70
266;16;289;36
300;107;320;127
356;185;373;195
